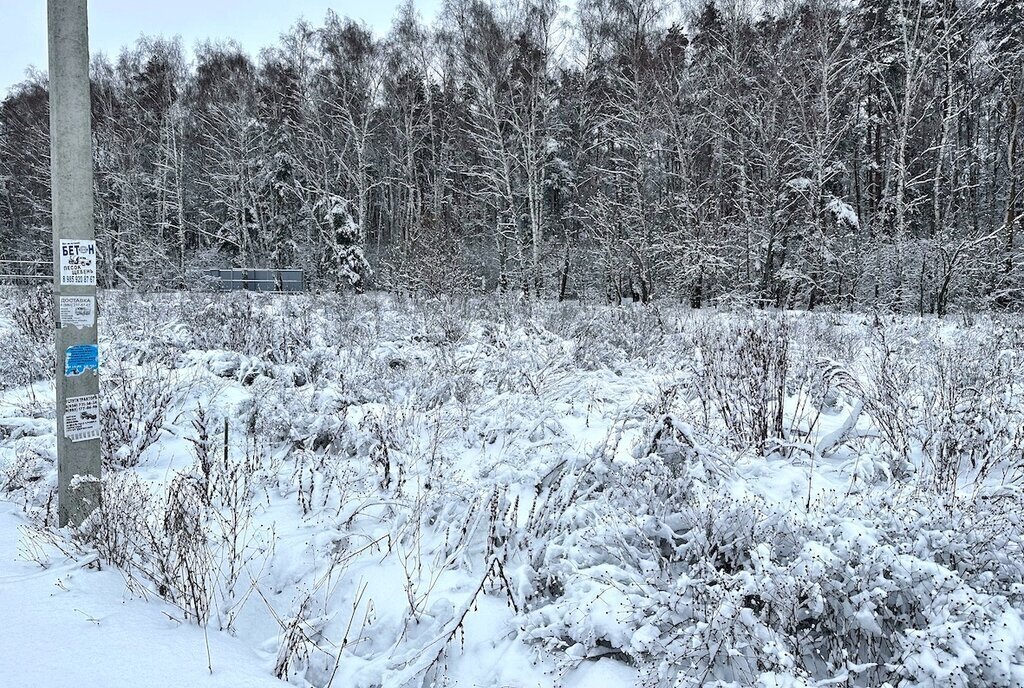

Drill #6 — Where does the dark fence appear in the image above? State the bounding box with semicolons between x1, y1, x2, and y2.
0;259;52;283
204;269;305;293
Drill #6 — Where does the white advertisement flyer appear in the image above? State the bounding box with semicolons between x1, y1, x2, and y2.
59;240;97;286
63;394;100;443
59;296;96;328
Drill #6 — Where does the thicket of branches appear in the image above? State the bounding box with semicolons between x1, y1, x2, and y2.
1;0;1022;311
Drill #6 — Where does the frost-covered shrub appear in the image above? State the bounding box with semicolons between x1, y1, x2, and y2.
0;446;55;526
200;293;280;356
415;296;471;345
917;333;1023;492
0;331;52;390
0;399;58;522
787;313;867;416
522;448;1024;687
857;324;920;473
250;383;358;449
101;362;173;467
0;287;54;389
376;227;479;297
847;319;1024;490
11;285;52;349
358;409;408;492
0;448;50;495
558;304;668;370
513;400;1024;688
693;314;789;454
77;470;213;622
79;443;270;628
789;311;865;367
77;470;154;572
172;292;308;365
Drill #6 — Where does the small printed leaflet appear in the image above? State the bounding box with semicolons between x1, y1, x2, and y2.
59;296;96;329
65;344;99;376
59;240;96;286
64;394;100;443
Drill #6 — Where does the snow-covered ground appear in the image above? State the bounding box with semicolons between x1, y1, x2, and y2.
0;501;286;688
1;289;1022;687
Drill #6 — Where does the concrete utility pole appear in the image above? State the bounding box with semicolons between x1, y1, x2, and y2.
49;0;101;527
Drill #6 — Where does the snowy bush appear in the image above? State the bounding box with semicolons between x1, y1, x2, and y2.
693;314;789;454
522;444;1024;687
79;425;272;628
101;361;173;468
11;285;52;349
0;287;53;390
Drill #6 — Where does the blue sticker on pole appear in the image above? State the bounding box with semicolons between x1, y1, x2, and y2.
65;344;99;377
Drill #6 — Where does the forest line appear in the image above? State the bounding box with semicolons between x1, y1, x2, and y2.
0;0;1022;312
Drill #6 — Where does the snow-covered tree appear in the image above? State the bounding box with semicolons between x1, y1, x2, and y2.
327;197;372;291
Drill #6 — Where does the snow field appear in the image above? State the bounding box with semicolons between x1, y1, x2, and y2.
0;289;1022;687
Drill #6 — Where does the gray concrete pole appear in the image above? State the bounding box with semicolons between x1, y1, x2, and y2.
49;0;101;527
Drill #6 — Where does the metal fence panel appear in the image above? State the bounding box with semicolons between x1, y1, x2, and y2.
204;269;304;293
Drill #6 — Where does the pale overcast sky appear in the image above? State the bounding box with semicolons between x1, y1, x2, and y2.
1;1;441;97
